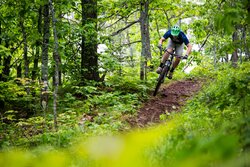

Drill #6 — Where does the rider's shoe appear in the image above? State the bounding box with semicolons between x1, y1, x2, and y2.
156;67;162;74
168;72;173;79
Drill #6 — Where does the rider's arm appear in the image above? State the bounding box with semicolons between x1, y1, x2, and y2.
159;30;171;45
158;37;166;45
181;32;192;56
186;43;192;56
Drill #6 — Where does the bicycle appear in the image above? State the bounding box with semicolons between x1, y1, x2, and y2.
153;48;184;96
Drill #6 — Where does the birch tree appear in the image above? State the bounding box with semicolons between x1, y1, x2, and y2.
49;0;60;130
41;3;50;114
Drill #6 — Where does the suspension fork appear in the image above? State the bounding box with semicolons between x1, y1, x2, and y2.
165;54;174;70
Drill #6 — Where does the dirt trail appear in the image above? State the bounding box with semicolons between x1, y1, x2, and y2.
129;79;203;127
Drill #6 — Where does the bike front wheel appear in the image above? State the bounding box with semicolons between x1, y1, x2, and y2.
153;66;169;96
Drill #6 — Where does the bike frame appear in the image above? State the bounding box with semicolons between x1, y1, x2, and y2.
153;48;181;96
162;51;175;80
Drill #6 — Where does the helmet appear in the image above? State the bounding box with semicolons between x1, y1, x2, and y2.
171;25;180;36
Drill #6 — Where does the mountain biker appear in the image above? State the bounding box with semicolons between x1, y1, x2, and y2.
156;25;192;79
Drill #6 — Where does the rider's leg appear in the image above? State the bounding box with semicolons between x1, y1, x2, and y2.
156;48;173;73
171;57;181;70
168;44;184;79
161;48;173;62
156;40;175;74
168;57;181;79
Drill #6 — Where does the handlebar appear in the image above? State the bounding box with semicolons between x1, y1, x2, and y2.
165;50;185;59
158;47;187;59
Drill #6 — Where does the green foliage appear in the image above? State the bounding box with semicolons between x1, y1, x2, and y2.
189;62;250;113
0;45;11;57
214;7;244;34
0;81;25;102
99;52;121;72
0;111;80;149
1;61;250;167
0;66;156;148
191;19;209;41
147;62;250;167
0;79;40;114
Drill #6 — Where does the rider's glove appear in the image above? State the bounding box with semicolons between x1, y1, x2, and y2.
183;54;188;59
157;44;162;49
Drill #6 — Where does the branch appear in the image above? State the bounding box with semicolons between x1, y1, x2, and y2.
198;32;211;52
155;19;162;38
182;32;211;72
103;9;139;29
11;39;24;53
10;58;22;68
168;10;185;20
110;19;140;36
72;7;82;15
123;40;141;46
163;9;171;29
104;16;126;29
101;11;119;20
9;40;24;68
117;40;141;49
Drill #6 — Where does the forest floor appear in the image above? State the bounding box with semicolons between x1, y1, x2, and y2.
128;78;203;127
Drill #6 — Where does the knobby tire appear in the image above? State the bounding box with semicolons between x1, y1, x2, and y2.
153;66;169;96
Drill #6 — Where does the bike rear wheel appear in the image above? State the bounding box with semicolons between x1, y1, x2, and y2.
153;66;169;96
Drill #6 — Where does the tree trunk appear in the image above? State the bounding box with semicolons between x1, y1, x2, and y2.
140;0;151;80
179;18;182;28
41;4;50;113
225;54;229;62
81;0;99;83
232;31;238;67
2;41;11;82
125;19;134;67
242;26;249;60
20;20;29;78
49;0;59;130
17;63;22;78
2;56;11;82
32;6;42;81
32;46;40;80
213;46;217;67
0;21;2;81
